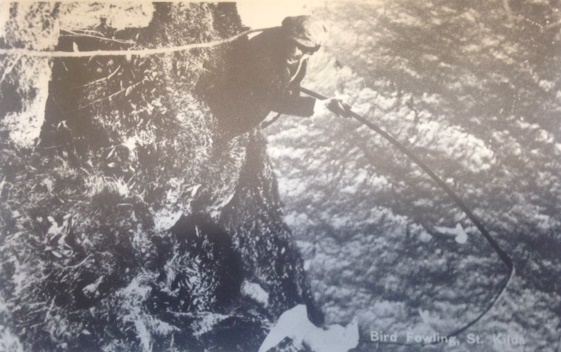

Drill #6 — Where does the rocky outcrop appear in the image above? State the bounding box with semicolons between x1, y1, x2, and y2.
0;3;321;351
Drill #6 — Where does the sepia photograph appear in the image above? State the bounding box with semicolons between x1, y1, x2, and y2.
0;1;560;351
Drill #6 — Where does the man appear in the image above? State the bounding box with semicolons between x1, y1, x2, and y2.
206;15;351;139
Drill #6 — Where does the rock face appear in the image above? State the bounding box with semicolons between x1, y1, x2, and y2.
0;3;321;351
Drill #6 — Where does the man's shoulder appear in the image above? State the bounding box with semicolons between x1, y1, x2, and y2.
249;26;284;47
245;27;285;68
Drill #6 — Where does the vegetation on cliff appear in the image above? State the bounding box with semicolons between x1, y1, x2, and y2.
1;3;319;351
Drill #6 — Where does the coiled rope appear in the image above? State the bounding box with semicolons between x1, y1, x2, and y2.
301;86;515;346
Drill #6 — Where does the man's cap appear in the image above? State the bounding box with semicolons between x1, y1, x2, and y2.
282;16;326;49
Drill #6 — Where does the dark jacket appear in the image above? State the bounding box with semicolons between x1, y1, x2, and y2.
206;27;316;137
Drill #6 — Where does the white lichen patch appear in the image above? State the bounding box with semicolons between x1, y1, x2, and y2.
2;61;51;148
259;305;359;352
58;3;154;31
241;281;269;307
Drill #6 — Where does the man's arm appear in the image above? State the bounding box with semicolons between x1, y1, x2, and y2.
272;93;316;117
271;59;315;117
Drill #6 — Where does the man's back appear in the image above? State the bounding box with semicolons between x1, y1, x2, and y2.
204;24;316;139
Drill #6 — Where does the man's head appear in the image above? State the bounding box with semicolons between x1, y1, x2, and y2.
282;16;326;61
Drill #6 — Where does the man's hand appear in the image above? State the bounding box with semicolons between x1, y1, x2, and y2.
326;99;353;118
